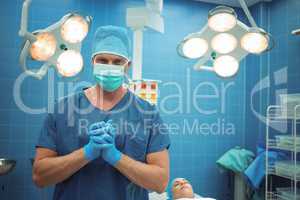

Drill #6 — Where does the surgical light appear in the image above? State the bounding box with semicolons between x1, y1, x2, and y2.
19;0;92;79
57;50;83;77
177;0;274;79
241;28;269;54
181;37;208;59
211;33;237;54
61;15;89;44
208;6;237;32
29;32;57;61
213;55;239;78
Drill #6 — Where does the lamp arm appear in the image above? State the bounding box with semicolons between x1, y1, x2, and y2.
199;65;215;72
19;0;36;42
238;0;258;28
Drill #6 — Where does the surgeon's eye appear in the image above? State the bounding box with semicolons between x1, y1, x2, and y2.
113;59;126;66
96;58;109;64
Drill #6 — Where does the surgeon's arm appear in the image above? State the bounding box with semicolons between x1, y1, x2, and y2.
115;149;169;193
33;147;89;188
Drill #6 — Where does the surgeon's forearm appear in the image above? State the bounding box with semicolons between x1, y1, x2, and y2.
33;148;89;187
115;154;169;193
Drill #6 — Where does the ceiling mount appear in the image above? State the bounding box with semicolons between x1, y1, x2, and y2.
193;0;272;7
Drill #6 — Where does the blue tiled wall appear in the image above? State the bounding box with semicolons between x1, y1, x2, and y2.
2;0;293;199
245;0;300;152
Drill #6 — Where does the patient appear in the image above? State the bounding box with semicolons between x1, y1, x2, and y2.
171;178;215;200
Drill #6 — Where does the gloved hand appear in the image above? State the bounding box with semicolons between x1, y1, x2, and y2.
83;133;114;161
83;121;107;161
85;120;122;166
99;122;122;166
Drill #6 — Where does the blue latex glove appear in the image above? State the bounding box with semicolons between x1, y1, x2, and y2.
85;120;122;166
83;134;113;161
83;121;108;161
100;122;122;166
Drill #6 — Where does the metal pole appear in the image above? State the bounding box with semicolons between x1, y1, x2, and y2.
132;29;143;80
238;0;258;27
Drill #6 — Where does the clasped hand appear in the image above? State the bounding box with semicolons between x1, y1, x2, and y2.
83;120;122;166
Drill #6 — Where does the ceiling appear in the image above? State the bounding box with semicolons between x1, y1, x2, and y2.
194;0;272;7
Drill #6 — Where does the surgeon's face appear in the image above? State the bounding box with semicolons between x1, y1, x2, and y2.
93;53;130;71
172;178;194;199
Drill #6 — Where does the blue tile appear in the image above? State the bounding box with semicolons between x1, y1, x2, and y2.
0;125;10;141
9;141;27;159
10;124;27;142
0;110;11;125
0;141;10;157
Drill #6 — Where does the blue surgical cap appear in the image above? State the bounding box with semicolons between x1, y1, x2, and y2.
91;25;131;61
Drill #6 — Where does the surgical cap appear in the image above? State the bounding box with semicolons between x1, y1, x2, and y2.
91;25;131;61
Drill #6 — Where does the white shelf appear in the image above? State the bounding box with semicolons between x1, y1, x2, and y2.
266;104;300;200
267;192;295;200
267;140;300;153
268;166;300;182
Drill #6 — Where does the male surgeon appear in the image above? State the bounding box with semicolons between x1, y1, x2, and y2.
33;25;170;200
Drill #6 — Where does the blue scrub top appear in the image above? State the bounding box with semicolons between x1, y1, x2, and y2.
36;90;170;200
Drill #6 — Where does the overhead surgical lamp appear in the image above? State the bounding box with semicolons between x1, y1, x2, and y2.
177;0;273;78
19;0;92;79
214;55;239;78
208;6;237;32
177;35;208;59
241;27;270;54
211;33;237;54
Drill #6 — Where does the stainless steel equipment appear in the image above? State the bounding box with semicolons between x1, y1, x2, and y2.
0;159;16;176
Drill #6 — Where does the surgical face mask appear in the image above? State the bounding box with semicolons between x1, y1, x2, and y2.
93;63;126;92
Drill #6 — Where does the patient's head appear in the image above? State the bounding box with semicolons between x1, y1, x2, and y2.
171;178;194;199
